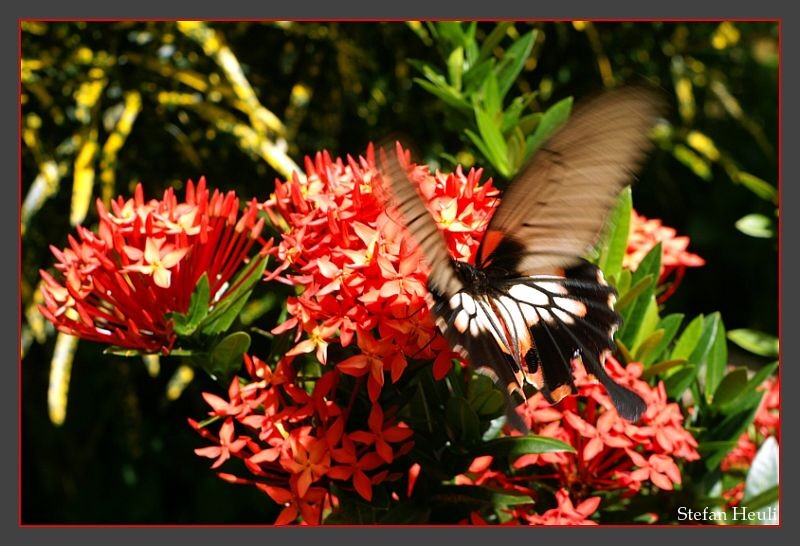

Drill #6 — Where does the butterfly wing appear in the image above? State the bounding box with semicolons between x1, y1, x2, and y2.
378;145;464;299
477;86;665;276
493;261;646;422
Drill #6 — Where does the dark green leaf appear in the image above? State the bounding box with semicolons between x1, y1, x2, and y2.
597;187;632;279
434;485;532;507
715;361;778;414
664;364;697;399
711;368;748;410
445;396;481;444
641;358;688;379
633;329;665;363
728;329;779;358
703;402;762;470
473;435;576;459
207;331;251;381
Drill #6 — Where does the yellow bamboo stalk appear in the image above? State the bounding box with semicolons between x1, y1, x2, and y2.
99;91;142;205
49;333;78;426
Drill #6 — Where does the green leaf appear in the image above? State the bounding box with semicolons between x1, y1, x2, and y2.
200;254;268;336
434;485;532;508
632;296;660;350
477;22;512;63
474;106;510;176
615;274;654;312
671;314;705;361
501;92;537;134
673;144;712;180
207;331;251;380
494;30;536;101
463;59;494;94
172;273;210;337
736;171;778;204
618;243;661;347
704;315;728;402
467;374;505;416
447;47;464;91
633;329;665;363
643;313;684;366
473;435;576;459
525;96;572;159
736;213;774;238
711;368;748;410
465;128;495;167
664;364;697;399
703;403;762;470
689;312;722;369
715;361;778;414
414;78;471;112
641;358;688;379
597;187;632;279
435;22;467;48
728;329;779;358
445;397;481;444
613;268;632;295
480;70;502;116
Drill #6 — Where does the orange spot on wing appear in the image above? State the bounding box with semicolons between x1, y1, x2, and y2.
479;230;504;265
549;384;573;403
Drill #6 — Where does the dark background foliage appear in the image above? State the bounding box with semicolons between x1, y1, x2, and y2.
21;21;778;523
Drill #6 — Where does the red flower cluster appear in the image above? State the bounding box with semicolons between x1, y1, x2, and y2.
193;146;500;523
192;355;413;524
263;144;500;399
624;211;705;301
454;357;699;524
39;179;270;352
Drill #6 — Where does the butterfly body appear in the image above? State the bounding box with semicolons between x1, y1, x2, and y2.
380;86;664;428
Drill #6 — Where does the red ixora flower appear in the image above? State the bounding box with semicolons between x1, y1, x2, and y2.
263;143;500;398
624;211;705;301
39;178;271;352
456;356;700;523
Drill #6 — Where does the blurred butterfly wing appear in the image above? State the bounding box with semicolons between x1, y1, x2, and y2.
378;145;463;298
477;86;665;275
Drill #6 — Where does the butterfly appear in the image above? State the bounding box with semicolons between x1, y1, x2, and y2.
379;86;665;430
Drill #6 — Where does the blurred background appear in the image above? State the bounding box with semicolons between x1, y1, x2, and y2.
21;21;778;523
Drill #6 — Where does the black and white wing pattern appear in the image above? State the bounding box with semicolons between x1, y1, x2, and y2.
378;87;664;427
